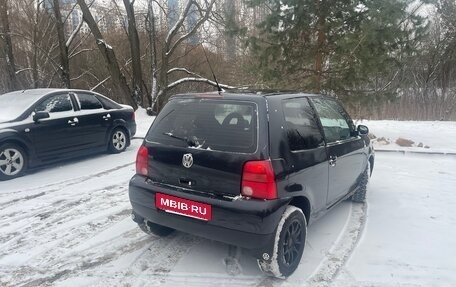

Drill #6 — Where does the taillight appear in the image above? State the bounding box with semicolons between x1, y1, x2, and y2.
131;112;135;121
241;160;277;200
136;145;148;176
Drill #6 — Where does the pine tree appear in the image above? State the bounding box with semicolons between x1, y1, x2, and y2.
246;0;428;100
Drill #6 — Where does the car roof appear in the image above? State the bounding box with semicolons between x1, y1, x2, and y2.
1;88;97;97
1;88;107;99
171;90;326;100
1;88;61;97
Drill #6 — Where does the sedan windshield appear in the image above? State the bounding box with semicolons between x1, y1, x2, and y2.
0;90;44;122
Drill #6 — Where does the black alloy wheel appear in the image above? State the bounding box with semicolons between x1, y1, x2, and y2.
257;205;307;278
282;218;304;266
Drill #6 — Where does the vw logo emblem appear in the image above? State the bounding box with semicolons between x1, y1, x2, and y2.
182;153;193;168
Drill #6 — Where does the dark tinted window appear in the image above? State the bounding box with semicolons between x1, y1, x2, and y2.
146;99;257;153
78;93;103;110
311;98;354;143
35;94;73;113
282;98;324;150
96;95;121;109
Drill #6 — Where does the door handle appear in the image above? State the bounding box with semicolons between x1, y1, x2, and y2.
329;155;337;167
68;117;79;126
103;114;111;121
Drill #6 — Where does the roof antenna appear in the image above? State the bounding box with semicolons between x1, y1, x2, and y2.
201;43;222;93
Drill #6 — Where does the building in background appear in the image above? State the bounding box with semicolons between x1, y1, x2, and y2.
43;0;126;36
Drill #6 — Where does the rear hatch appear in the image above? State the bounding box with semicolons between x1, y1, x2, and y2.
144;97;261;197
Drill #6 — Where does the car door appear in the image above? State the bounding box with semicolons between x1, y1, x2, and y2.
30;93;79;160
310;97;365;206
279;97;329;214
73;92;113;149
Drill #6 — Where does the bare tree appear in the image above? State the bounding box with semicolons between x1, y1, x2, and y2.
52;0;71;88
149;0;234;110
123;0;147;106
147;0;159;112
0;0;20;91
76;0;138;109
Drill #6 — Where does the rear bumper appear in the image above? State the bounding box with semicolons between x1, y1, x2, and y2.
129;175;288;254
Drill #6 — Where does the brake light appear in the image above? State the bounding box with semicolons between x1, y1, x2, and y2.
131;112;135;121
241;160;277;200
136;145;148;176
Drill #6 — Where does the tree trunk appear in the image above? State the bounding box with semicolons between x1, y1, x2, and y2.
314;0;326;93
52;0;71;88
147;0;158;110
158;28;171;111
0;0;20;91
158;50;169;110
32;2;39;88
77;0;137;109
123;0;145;107
224;0;236;62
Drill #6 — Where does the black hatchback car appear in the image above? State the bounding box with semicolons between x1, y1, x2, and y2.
129;91;374;278
0;89;136;180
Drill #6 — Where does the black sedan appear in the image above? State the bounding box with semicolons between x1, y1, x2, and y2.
0;89;136;180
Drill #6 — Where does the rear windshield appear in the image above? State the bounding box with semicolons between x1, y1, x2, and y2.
146;98;257;153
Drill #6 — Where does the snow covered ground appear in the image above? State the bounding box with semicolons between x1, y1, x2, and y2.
358;120;456;154
0;116;455;287
334;153;456;287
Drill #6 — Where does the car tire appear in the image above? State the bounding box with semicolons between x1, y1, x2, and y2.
138;221;175;237
0;143;27;181
258;205;307;278
108;127;129;154
351;161;370;203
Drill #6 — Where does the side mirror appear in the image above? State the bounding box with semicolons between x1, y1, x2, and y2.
33;111;50;122
357;124;369;135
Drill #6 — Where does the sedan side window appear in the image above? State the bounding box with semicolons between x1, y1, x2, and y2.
282;98;324;150
77;93;103;110
311;98;353;143
35;94;73;113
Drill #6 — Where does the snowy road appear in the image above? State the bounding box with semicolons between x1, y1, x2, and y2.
0;139;455;286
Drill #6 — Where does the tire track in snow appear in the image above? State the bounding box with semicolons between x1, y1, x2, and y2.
118;233;201;286
3;232;153;287
0;183;130;256
306;202;367;286
254;202;367;287
0;168;202;287
0;161;134;207
49;232;202;287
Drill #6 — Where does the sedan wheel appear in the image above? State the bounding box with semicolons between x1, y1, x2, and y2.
0;145;27;180
109;128;128;153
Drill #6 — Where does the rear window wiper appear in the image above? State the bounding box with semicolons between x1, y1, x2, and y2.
163;132;198;147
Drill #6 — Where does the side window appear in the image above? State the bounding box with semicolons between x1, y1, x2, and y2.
282;98;324;150
35;94;73;113
311;98;353;143
97;96;121;109
77;93;103;110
